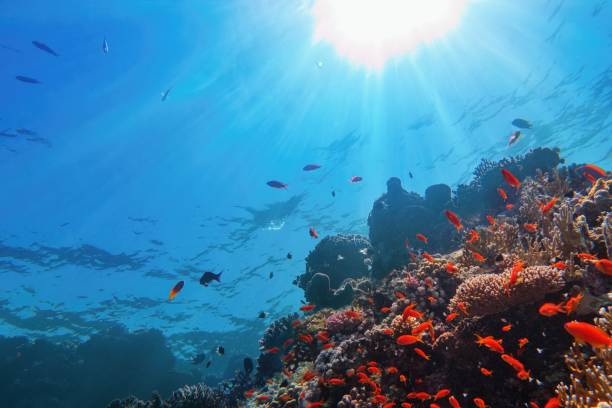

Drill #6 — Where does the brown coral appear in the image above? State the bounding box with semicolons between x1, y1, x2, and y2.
448;265;565;316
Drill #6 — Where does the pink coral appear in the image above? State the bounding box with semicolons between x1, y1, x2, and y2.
326;309;363;333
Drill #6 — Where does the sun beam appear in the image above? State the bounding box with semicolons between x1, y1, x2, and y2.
311;0;468;69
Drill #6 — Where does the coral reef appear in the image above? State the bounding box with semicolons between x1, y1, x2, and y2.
107;383;229;408
295;234;373;307
255;313;298;383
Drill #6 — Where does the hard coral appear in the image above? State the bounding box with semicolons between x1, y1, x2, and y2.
325;309;363;334
449;265;566;316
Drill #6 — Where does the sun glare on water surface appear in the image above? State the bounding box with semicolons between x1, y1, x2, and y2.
311;0;468;69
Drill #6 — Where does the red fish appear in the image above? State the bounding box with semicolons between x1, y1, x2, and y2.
448;396;461;408
551;261;566;270
445;210;463;231
497;187;508;201
523;223;538;233
501;354;525;372
563;293;583;314
244;388;255;398
383;328;394;336
480;367;493;376
265;347;280;353
433;389;450;400
539;197;558;214
505;260;524;292
544;397;560;408
486;215;496;226
413;347;430;360
416;233;429;244
422;252;435;262
457;302;469;315
446;312;459;322
446;262;459;274
430;404;441;408
402;305;424;320
350;176;363;183
538;302;565;317
168;281;184;300
380;307;392;314
412;321;433;336
303;371;316;381
307;402;324;408
401;403;413;408
501;169;521;188
564;321;612;348
327;377;345;386
518;338;529;348
529;403;540;408
473;398;487;408
395;290;406;299
505;203;514;210
406;392;431;401
471;251;485;263
367;366;381;375
502;323;512;332
316;331;330;342
399;374;407;385
256;395;270;401
467;229;480;243
580;164;606;178
299;334;314;344
576;253;597;261
383;403;396;408
300;304;316;312
385;366;399;375
322;342;335;349
397;334;423;346
592;258;612;276
475;334;504;353
309;227;319;238
517;369;530;380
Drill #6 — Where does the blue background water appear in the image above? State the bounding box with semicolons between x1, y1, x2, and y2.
1;0;611;373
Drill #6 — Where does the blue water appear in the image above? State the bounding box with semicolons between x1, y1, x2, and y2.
1;0;611;381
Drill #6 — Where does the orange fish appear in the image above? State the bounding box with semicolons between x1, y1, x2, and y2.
397;334;423;346
416;233;429;244
551;261;566;270
523;223;538;233
316;331;330;343
473;398;487;408
291;319;302;328
168;280;185;300
299;334;314;344
399;374;407;385
322;342;335;349
383;403;396;408
307;402;324;408
309;227;319;238
446;262;459;274
592;258;612;276
401;403;413;408
501;169;521;188
539;197;558;214
480;367;493;376
430;404;441;408
413;347;430;360
543;397;560;408
564;321;612;348
501;354;525;372
403;306;424;320
448;396;461;408
300;304;316;312
505;260;524;292
412;321;433;336
257;395;270;401
395;290;406;299
445;210;463;231
457;302;469;315
367;366;381;375
563;293;583;314
538;302;565;317
433;389;450;400
406;392;431;401
518;338;529;348
576;253;597;261
467;229;480;244
265;347;280;353
383;328;394;336
471;251;485;263
475;334;504;353
517;369;530;380
486;215;496;226
327;377;346;386
529;403;540;408
497;187;508;201
427;296;437;304
502;323;512;332
506;204;514;210
244;388;255;398
422;252;435;262
303;371;317;381
385;366;399;375
446;312;459;322
380;307;392;314
580;164;606;178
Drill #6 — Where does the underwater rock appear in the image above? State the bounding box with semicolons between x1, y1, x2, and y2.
107;383;229;408
255;313;298;382
295;234;372;308
425;183;452;210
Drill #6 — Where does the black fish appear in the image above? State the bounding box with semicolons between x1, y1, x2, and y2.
216;346;225;356
511;118;533;129
59;222;70;227
200;271;222;287
191;353;206;365
409;172;413;179
161;88;171;101
15;128;37;136
303;164;321;171
331;190;336;197
286;252;292;260
206;361;211;368
258;311;266;318
16;75;41;84
269;271;274;279
0;129;17;138
267;180;288;189
243;357;253;375
32;41;59;56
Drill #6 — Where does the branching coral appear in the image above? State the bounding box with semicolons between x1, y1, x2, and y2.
448;265;565;316
556;307;612;407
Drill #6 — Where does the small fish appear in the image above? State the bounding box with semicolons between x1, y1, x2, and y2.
191;353;206;365
501;354;525;372
350;176;363;183
505;260;524;292
539;197;558;214
102;37;109;54
416;233;428;244
576;253;597;261
286;252;293;259
422;252;435;262
434;389;450;400
161;87;171;101
523;223;538;233
216;346;225;355
497;188;508;201
409;171;413;179
502;323;512;332
592;258;612;276
309;227;319;238
446;262;458;274
538;302;565;317
205;361;211;368
264;347;280;353
508;130;522;146
480;367;493;376
563;293;582;314
505;204;514;210
15;128;37;136
475;334;504;353
258;311;267;318
446;312;459;322
331;190;336;197
448;396;461;408
467;229;480;243
471;250;485;263
16;75;41;84
327;378;345;386
303;164;321;171
473;397;487;408
300;304;316;312
396;334;423;346
337;254;344;261
243;357;253;374
168;281;184;300
445;210;463;231
267;180;288;189
512;118;532;129
564;321;612;348
518;338;529;348
380;306;391;313
394;290;406;299
32;40;59;56
543;397;560;408
486;215;496;226
501;169;521;188
244;388;255;398
406;392;431;401
413;347;430;360
199;271;222;286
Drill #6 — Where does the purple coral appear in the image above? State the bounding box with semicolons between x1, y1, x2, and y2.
326;309;364;334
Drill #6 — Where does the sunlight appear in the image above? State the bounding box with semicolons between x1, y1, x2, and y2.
311;0;468;69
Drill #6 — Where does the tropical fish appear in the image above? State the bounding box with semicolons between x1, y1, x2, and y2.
303;164;321;171
244;357;253;374
512;118;532;129
505;260;524;292
508;130;522;146
269;271;274;279
446;262;458;274
506;204;514;210
538;303;565;317
517;369;530;380
216;346;225;355
244;388;255;398
564;321;612;348
576;253;597;261
416;233;428;244
327;377;346;385
592;258;612;276
523;223;538;233
563;293;583;314
16;75;41;84
199;271;222;286
475;334;504;353
331;190;336;197
543;397;560;408
406;392;431;401
350;176;363;183
316;330;330;342
445;210;463;231
473;397;487;408
395;290;406;299
486;215;496;226
15;128;37;136
433;389;450;401
518;338;529;348
258;311;267;318
300;304;316;312
287;252;292;259
539;197;558;214
422;252;435;262
32;40;59;56
267;180;288;189
396;334;423;346
471;251;485;263
385;366;399;374
409;171;413;179
309;227;319;238
480;367;493;376
102;37;109;54
448;396;461;408
380;307;391;313
467;229;480;243
307;402;324;408
264;347;280;353
501;354;525;372
502;323;512;332
446;312;459;322
501;169;521;188
161;87;171;101
168;281;184;300
413;348;430;360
